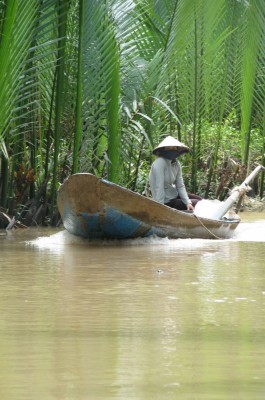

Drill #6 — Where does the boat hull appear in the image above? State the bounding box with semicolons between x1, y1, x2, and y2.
57;173;240;240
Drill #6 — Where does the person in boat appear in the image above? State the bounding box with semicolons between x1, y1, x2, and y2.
149;136;202;211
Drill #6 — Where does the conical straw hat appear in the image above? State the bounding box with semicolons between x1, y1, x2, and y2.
152;136;190;155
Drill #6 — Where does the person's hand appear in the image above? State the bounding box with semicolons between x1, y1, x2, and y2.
186;203;194;211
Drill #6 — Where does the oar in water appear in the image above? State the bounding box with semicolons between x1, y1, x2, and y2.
209;164;265;220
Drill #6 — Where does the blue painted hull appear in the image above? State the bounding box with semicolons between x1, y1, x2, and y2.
57;174;240;240
62;203;166;239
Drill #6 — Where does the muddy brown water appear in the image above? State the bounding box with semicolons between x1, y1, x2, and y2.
0;212;265;400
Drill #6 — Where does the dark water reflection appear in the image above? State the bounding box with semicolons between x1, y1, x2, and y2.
0;213;265;400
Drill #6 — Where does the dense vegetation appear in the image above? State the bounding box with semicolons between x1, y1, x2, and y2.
0;0;264;226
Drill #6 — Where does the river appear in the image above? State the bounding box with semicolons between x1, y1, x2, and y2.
0;212;265;400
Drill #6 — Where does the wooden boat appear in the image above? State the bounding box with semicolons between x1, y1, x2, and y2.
57;173;241;240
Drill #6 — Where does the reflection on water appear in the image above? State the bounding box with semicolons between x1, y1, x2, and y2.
0;213;265;400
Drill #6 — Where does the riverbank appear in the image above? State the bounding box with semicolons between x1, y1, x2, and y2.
240;195;265;212
1;194;264;230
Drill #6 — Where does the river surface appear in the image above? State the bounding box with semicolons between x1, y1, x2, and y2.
0;212;265;400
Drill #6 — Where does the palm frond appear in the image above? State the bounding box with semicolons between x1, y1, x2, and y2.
0;0;39;150
239;0;265;163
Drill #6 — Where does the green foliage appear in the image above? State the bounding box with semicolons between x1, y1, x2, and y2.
0;0;265;224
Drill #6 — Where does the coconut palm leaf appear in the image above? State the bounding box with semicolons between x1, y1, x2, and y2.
80;0;119;179
0;0;73;210
80;0;165;182
239;0;265;164
0;0;40;206
0;0;38;154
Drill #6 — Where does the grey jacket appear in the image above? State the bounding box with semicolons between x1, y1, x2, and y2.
149;157;191;205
